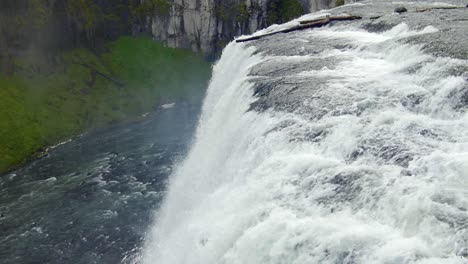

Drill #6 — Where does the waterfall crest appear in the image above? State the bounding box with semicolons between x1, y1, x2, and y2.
141;11;468;264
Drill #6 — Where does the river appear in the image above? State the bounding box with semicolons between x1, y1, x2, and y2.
0;101;201;264
2;1;468;263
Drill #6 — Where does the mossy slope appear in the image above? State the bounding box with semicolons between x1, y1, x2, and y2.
0;37;211;173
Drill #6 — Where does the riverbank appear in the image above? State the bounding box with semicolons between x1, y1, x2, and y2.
0;36;211;173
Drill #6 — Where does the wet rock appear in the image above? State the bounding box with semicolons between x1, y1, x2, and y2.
379;145;414;167
457;87;468;108
401;93;426;108
394;7;408;13
419;129;438;138
361;20;399;33
400;169;413;176
238;14;362;43
314;171;364;205
457;247;468;258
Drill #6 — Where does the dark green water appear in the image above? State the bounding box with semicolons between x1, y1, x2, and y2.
0;101;201;264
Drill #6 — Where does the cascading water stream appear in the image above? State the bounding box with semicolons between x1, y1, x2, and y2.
140;13;468;264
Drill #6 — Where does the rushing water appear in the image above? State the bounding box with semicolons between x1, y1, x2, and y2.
141;8;468;264
0;102;201;264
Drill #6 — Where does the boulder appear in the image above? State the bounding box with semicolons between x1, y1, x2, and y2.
394;6;408;13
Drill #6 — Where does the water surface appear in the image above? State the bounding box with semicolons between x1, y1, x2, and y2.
0;101;201;264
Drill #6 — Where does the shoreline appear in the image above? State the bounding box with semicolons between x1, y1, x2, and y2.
0;99;201;176
0;36;211;174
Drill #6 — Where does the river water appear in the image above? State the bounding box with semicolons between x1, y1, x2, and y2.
2;1;467;264
0;101;201;264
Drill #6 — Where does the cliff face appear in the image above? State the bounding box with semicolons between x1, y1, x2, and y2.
0;0;337;73
0;0;135;74
143;0;338;57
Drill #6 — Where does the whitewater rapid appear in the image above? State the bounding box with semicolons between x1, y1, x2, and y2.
140;16;468;264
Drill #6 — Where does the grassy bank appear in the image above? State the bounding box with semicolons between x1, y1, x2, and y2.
0;36;211;173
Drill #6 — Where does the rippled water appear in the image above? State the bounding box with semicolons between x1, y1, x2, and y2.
0;101;201;264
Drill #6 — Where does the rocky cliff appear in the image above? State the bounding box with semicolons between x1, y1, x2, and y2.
0;0;338;68
139;0;340;57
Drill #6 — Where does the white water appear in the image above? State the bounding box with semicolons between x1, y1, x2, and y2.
140;22;468;264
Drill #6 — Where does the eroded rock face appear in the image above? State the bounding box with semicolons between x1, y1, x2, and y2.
144;0;339;57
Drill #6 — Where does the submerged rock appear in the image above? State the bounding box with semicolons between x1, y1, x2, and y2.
394;6;408;13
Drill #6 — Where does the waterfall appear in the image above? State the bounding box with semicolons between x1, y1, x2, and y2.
140;17;468;264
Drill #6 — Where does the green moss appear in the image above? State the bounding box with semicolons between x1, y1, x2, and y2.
130;0;172;23
336;0;345;7
236;3;250;23
0;77;41;171
65;0;100;44
106;36;209;97
267;0;305;24
215;2;251;24
0;36;211;173
214;5;229;22
66;0;98;31
152;0;172;15
30;0;52;27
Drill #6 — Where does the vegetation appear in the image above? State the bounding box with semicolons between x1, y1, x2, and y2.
235;3;250;23
0;37;211;173
66;0;99;44
215;2;264;24
130;0;172;24
0;0;212;174
0;0;310;173
0;0;150;69
267;0;305;24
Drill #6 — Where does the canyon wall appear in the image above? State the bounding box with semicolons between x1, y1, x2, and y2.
141;0;339;56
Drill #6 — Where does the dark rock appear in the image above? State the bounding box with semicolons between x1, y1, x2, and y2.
401;93;426;108
362;21;398;33
316;171;363;204
400;170;413;176
237;14;362;43
458;87;468;107
419;129;438;138
394;7;408;13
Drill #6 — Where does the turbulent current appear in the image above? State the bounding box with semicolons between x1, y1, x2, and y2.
141;2;468;264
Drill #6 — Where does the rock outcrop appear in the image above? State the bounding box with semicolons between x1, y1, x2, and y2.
0;0;339;71
141;0;340;57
